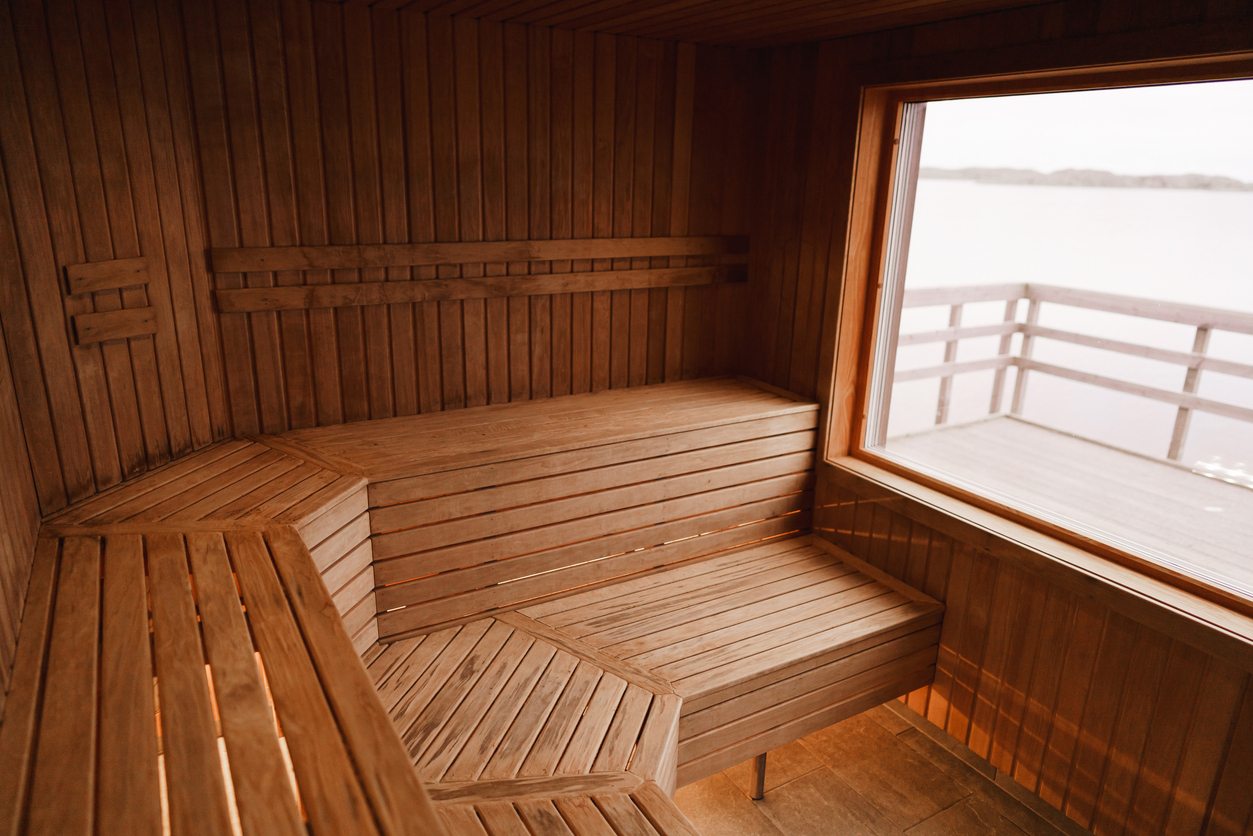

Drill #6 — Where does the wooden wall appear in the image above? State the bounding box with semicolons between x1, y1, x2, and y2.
744;0;1253;401
0;0;760;523
817;464;1253;836
0;0;225;513
744;3;1253;835
186;1;759;435
0;316;40;722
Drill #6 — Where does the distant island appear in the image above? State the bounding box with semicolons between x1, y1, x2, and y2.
919;166;1253;191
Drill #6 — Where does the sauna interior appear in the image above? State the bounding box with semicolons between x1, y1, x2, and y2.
1;1;1252;835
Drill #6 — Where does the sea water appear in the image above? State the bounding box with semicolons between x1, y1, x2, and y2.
887;178;1253;485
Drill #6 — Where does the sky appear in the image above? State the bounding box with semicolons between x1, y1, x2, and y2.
917;78;1253;182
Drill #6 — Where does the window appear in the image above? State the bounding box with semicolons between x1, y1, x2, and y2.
837;67;1253;612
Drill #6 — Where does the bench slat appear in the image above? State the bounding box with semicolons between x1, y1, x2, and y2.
558;546;831;639
371;430;816;534
262;526;444;836
525;538;812;624
27;538;101;836
584;560;859;649
380;511;812;638
187;532;304;836
479;651;580;779
556;674;630;775
389;621;495;741
98;534;162;836
419;631;538;782
0;539;59;836
443;641;560;782
227;530;381;836
147;532;235;836
519;662;605;778
517;799;579;836
369;412;816;508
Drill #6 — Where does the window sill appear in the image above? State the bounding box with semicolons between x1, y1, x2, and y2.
821;455;1253;674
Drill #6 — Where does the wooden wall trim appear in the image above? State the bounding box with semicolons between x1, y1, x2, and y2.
216;265;746;312
72;308;159;345
209;235;749;272
820;459;1253;676
64;257;149;295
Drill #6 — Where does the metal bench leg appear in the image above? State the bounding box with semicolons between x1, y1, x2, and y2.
751;753;767;800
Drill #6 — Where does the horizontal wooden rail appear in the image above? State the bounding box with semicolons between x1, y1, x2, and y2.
1023;324;1253;380
210;235;749;273
73;307;158;344
216;266;746;312
893;356;1012;383
1016;359;1253;424
902;282;1253;337
901;283;1026;307
65;256;149;294
1026;284;1253;336
897;321;1018;346
890;282;1253;468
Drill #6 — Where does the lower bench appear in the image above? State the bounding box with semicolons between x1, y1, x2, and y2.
369;534;943;794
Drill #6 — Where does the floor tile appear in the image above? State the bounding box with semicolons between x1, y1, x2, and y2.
724;740;823;797
906;793;1030;836
674;772;783;836
751;768;897;836
801;713;971;830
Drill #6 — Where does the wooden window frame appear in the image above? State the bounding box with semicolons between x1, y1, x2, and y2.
823;53;1253;620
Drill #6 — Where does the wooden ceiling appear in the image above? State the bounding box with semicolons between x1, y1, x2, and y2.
322;0;1051;47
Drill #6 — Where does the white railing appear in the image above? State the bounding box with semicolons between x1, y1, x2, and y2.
895;283;1253;461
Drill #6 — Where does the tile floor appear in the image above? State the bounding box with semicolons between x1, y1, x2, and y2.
674;703;1090;836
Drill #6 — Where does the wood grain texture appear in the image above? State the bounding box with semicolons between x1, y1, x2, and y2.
0;0;216;513
216;265;746;311
212;235;748;272
0;1;754;522
65;256;149;294
0;315;40;717
185;7;753;437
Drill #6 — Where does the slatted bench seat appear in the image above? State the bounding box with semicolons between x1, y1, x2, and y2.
3;376;938;836
365;615;683;791
41;439;380;653
515;535;943;786
0;526;440;836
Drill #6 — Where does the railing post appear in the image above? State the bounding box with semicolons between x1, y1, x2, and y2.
1167;325;1211;461
988;298;1020;414
935;304;963;425
1010;299;1040;415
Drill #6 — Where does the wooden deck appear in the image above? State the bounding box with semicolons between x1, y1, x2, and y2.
887;416;1253;594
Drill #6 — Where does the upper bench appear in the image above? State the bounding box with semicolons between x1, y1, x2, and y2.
274;377;820;640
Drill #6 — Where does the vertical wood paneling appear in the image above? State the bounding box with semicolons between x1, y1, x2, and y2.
816;465;1253;836
0;0;753;531
0;0;217;515
0;315;40;718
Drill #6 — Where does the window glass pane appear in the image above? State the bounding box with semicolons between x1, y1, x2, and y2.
865;80;1253;599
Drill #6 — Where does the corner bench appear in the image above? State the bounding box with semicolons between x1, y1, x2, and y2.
1;377;942;836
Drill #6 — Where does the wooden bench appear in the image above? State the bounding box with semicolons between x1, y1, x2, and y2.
1;376;940;836
42;440;380;653
0;527;440;836
274;377;819;640
517;535;943;786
